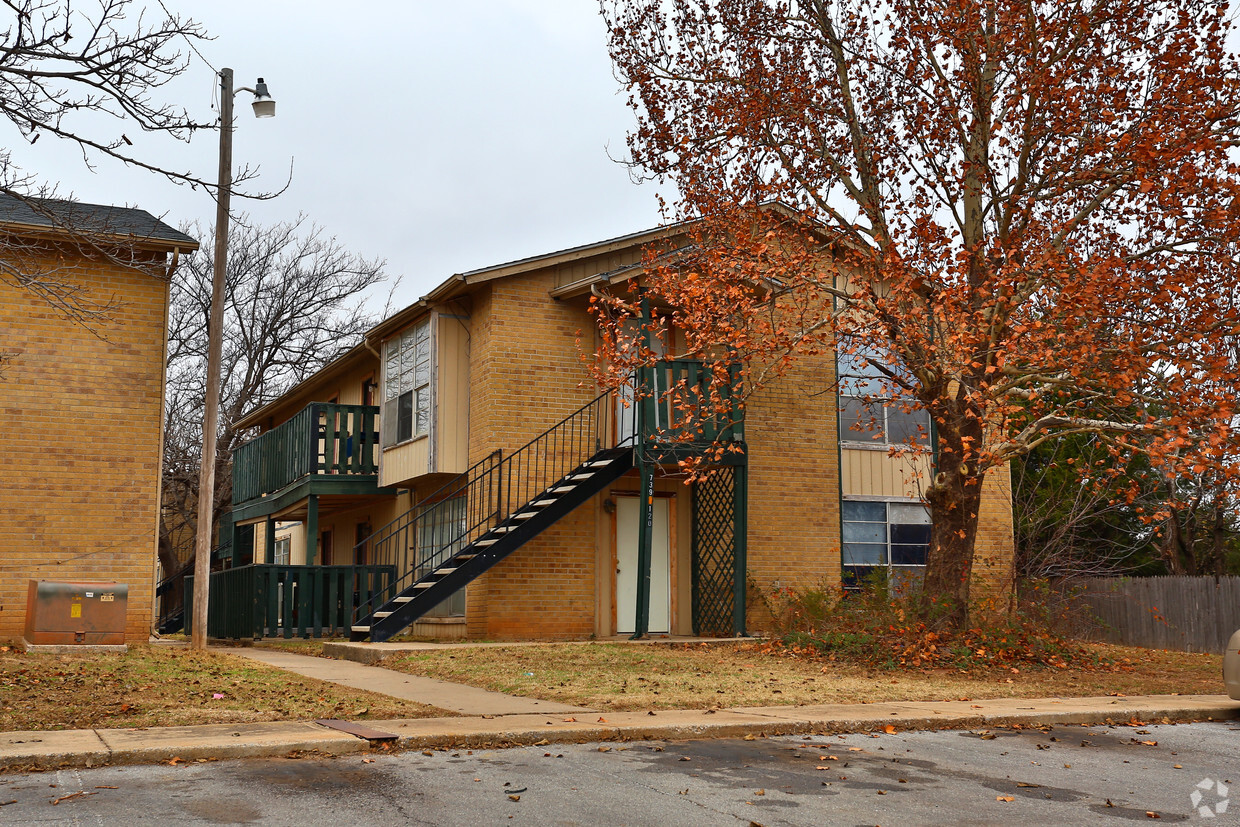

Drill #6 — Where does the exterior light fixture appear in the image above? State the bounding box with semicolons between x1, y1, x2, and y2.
248;78;276;118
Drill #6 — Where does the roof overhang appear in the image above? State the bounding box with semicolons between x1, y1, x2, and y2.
233;342;374;431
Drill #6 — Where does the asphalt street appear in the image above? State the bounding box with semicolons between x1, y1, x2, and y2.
2;721;1237;825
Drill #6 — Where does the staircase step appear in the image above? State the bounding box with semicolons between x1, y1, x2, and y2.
374;611;392;618
351;625;370;633
515;511;538;519
551;486;576;493
434;567;457;575
532;499;557;506
394;596;413;603
568;473;594;480
474;539;498;546
414;583;434;589
456;553;477;560
585;460;613;467
494;526;516;533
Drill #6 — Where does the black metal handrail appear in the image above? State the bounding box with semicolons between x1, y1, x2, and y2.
353;390;632;625
352;448;502;620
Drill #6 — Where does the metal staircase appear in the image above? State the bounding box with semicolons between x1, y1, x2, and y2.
351;391;634;642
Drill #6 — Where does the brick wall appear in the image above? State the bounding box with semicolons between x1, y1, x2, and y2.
969;462;1017;614
0;249;170;643
743;354;842;625
465;274;602;639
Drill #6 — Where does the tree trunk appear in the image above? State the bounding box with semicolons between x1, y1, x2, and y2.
921;415;985;629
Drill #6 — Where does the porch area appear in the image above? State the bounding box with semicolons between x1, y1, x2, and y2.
230;401;397;565
185;563;395;640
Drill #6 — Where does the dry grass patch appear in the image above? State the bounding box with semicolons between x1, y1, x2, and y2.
377;641;1224;711
250;639;328;657
0;643;450;731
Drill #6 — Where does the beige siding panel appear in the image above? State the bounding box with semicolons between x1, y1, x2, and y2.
336;382;364;406
435;314;470;474
380;437;430;488
840;448;932;499
551;248;644;289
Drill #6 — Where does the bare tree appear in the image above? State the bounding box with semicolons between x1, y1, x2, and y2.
1012;435;1160;580
0;0;210;178
159;215;391;578
0;2;276;323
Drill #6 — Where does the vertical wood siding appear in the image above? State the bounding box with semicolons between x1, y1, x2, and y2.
1075;576;1240;654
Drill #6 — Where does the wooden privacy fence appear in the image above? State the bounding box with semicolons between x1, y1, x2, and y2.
1073;576;1240;654
186;564;395;640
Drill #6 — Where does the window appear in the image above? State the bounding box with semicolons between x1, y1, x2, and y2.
841;500;930;591
273;536;291;566
382;319;431;447
837;344;929;447
417;495;467;617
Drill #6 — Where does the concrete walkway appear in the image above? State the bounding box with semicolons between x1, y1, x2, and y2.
2;694;1236;772
320;636;748;664
223;647;592;716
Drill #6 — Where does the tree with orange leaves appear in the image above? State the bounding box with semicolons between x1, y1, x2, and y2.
598;0;1240;627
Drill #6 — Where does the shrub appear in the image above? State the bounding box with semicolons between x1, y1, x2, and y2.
757;578;1104;671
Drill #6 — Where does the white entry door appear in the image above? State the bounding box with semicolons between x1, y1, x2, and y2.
615;495;671;634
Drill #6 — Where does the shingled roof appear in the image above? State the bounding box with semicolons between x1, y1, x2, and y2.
0;194;199;250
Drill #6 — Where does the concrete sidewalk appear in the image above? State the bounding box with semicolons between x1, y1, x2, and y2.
224;647;591;716
2;694;1237;773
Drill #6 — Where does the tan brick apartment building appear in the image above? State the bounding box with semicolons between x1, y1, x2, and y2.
0;196;198;643
224;220;1014;641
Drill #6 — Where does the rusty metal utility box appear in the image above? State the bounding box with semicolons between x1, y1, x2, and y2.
24;580;128;646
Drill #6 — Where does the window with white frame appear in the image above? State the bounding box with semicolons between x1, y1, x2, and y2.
382;319;431;447
273;536;291;566
841;500;931;590
837;343;930;447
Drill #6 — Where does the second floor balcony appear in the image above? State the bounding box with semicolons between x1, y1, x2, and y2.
232;402;386;512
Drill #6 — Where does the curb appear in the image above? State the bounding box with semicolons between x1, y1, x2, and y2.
0;722;367;773
2;696;1237;773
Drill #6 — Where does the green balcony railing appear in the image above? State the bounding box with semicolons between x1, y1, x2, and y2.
643;359;743;446
186;563;395;640
232;403;381;505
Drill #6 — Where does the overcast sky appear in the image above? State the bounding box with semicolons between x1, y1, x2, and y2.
15;1;663;306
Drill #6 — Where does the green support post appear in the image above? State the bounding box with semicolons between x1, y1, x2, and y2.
305;494;319;566
632;457;655;640
228;513;242;568
265;517;276;564
631;294;655;640
732;463;748;636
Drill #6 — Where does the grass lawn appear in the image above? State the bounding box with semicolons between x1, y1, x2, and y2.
250;639;328;657
0;643;450;732
375;640;1225;711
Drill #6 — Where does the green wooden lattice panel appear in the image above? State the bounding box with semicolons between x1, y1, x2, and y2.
692;468;736;636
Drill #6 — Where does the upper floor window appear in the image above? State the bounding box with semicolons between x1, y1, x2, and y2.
273;536;291;566
837;343;930;447
383;319;431;446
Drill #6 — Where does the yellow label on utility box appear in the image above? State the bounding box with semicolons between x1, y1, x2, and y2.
70;604;81;618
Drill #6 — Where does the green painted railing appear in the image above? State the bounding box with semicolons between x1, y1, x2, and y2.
186;564;395;640
232;403;381;505
644;359;743;446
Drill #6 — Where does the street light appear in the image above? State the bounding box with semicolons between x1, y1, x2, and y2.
191;69;275;650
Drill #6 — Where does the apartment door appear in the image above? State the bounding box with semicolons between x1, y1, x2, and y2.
615;495;671;634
